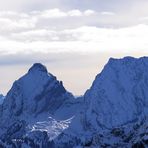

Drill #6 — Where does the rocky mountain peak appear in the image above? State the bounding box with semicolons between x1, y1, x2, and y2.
1;63;72;120
0;58;148;147
28;63;48;74
84;57;148;130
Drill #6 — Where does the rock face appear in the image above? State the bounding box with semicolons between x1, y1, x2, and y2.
1;57;148;147
0;63;80;147
84;57;148;130
0;94;4;105
0;63;73;124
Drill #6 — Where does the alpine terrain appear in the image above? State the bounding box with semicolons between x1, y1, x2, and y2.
0;57;148;148
0;94;4;105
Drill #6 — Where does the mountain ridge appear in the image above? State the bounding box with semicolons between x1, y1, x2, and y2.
0;57;148;147
84;56;148;130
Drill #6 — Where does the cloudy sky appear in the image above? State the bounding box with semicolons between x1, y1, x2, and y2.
0;0;148;95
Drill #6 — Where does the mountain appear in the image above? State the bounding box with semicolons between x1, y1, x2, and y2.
84;57;148;130
0;94;4;105
55;57;148;147
1;63;73;120
0;57;148;147
0;63;82;145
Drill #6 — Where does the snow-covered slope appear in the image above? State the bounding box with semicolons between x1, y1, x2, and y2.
0;63;84;147
53;57;148;147
1;63;73;119
0;94;4;105
1;57;148;148
84;57;148;130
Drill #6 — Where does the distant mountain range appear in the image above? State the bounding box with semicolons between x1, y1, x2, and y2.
0;57;148;148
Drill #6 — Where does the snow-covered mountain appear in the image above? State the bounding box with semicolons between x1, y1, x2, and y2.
84;57;148;130
0;57;148;147
54;57;148;147
0;94;4;105
1;63;74;121
0;63;82;144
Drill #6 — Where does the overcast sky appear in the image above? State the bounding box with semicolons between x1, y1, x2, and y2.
0;0;148;95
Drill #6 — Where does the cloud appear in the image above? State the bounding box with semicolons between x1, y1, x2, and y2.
1;24;148;55
0;9;148;57
84;10;95;16
36;9;67;18
101;11;115;16
1;0;148;95
31;9;95;18
0;0;125;12
0;9;97;32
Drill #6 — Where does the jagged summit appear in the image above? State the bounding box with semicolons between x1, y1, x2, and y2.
1;57;148;147
1;63;73;121
28;63;48;74
84;56;148;130
107;56;148;65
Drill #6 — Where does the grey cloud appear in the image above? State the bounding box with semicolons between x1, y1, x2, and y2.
0;0;147;28
0;52;109;69
0;53;56;65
